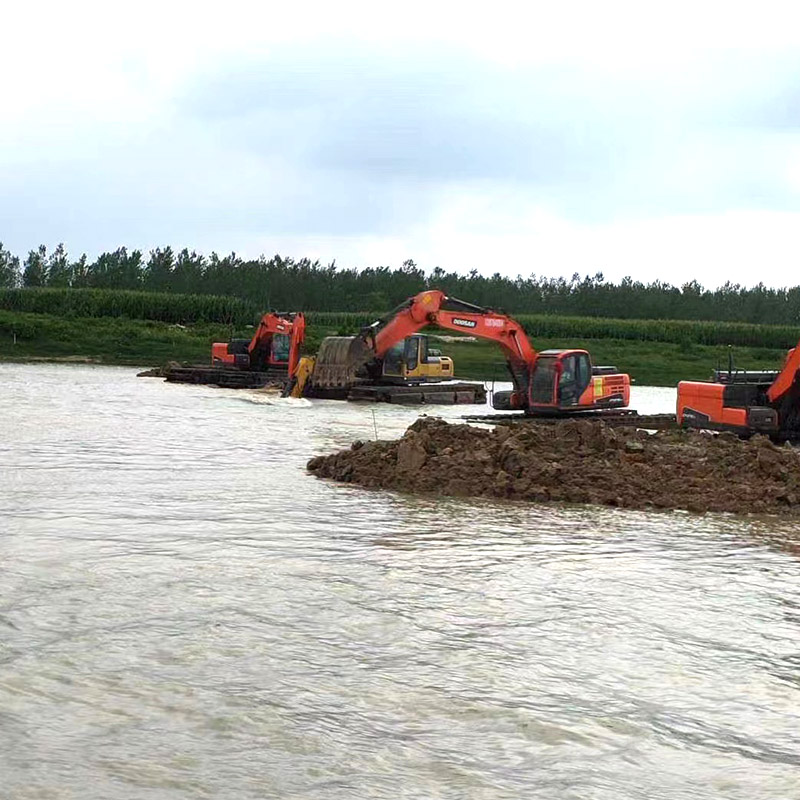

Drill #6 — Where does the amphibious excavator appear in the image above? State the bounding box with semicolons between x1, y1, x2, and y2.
677;343;800;440
305;332;454;391
212;312;305;378
290;290;630;413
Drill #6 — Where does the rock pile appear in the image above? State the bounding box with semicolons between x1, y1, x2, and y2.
307;416;800;514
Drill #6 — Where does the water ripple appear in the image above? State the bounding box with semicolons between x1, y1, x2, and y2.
1;364;800;799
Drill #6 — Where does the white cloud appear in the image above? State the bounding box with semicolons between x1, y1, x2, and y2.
3;0;800;287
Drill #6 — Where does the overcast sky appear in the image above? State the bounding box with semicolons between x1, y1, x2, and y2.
3;1;800;287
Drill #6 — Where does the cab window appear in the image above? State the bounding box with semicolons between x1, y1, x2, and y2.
575;353;591;393
383;341;404;375
403;337;419;371
531;357;558;405
418;336;429;363
558;355;579;405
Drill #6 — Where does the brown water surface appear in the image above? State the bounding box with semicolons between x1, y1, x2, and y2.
1;364;799;799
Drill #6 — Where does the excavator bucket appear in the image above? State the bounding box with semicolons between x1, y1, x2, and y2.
308;336;376;389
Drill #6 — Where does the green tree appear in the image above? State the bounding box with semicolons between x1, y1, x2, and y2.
144;247;175;291
172;249;206;294
88;247;143;288
47;243;71;286
71;254;89;287
0;242;21;288
22;245;48;287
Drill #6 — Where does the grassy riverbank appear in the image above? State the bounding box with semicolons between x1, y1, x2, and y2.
0;311;233;366
0;309;788;385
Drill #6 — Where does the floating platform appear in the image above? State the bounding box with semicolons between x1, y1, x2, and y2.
347;382;486;405
153;365;486;405
163;365;289;389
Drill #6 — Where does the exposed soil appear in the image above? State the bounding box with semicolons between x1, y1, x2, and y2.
307;416;800;515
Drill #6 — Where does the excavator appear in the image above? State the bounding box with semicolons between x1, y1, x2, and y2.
306;332;454;391
677;343;800;439
290;290;630;413
212;311;305;378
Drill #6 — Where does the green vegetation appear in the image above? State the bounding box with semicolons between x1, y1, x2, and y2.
0;287;258;325
0;311;232;366
3;241;800;324
308;311;800;350
0;308;789;386
2;289;799;350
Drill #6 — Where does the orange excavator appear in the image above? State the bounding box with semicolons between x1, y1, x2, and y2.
298;290;630;414
212;312;305;378
677;344;800;439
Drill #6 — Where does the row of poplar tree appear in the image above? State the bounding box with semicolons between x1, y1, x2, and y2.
0;241;797;324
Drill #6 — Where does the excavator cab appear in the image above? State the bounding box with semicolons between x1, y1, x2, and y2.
380;335;454;383
525;350;630;412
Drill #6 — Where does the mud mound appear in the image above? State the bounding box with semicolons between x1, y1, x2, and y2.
307;417;800;515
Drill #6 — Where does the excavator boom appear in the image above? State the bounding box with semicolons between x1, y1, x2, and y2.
365;290;537;366
767;346;800;404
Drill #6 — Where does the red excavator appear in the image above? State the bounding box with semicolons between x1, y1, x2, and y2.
301;290;630;414
212;312;305;378
677;344;800;439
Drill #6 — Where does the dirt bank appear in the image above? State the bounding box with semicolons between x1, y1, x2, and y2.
307;416;800;515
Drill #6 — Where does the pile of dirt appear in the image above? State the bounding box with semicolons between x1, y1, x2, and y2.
307;416;800;514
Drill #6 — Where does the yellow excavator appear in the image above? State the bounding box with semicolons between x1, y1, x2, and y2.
287;333;453;398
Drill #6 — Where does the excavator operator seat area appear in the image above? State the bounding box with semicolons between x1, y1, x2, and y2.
382;340;407;377
529;352;592;407
404;336;420;371
557;352;592;406
381;336;453;380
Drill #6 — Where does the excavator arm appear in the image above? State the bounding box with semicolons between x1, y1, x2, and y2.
286;313;305;376
363;290;537;377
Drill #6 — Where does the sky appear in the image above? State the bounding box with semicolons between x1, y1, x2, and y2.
3;0;800;287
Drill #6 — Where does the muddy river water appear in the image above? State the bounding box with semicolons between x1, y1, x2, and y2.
2;363;800;799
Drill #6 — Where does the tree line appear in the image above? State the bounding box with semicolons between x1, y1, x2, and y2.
1;241;798;324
